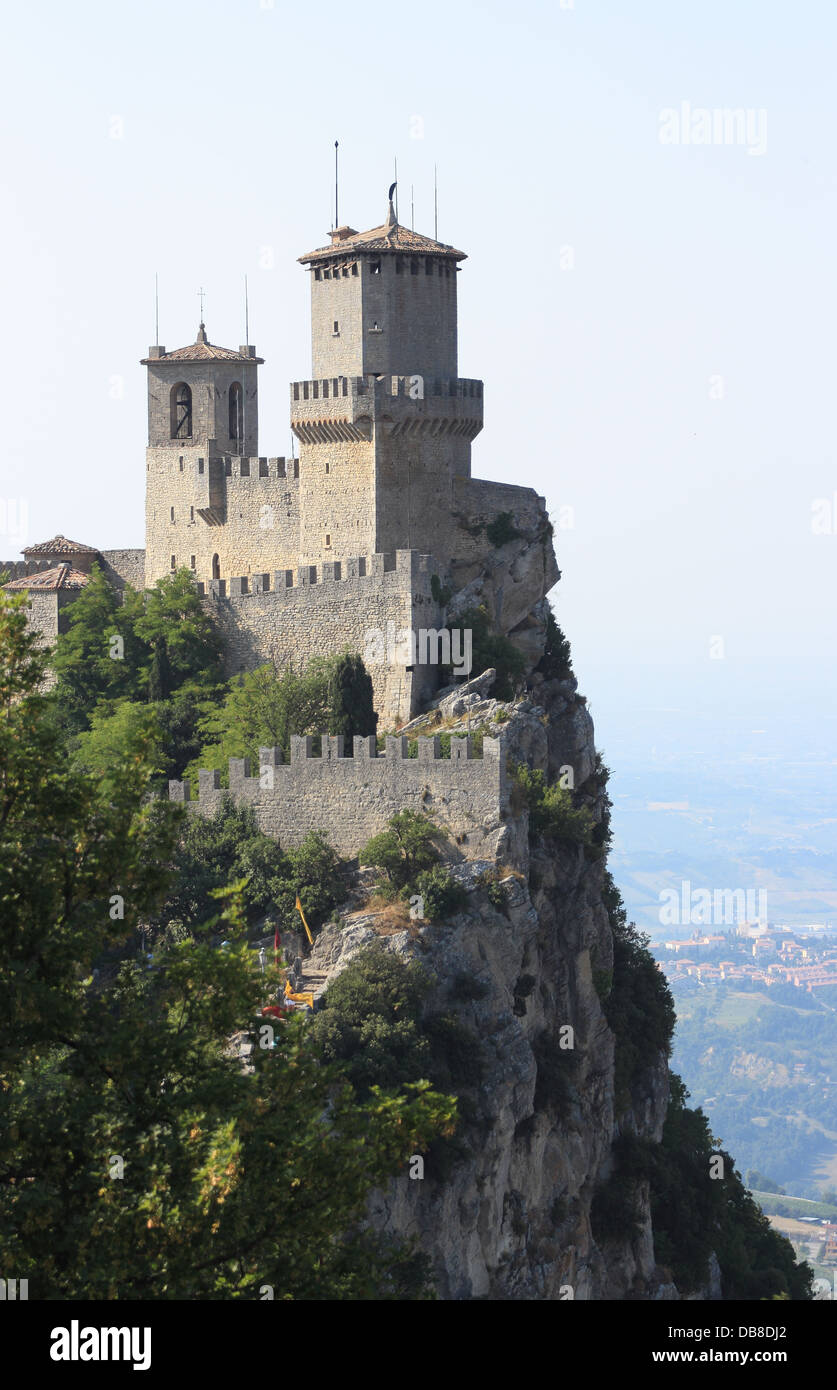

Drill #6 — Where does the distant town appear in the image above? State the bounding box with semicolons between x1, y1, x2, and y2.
653;923;837;997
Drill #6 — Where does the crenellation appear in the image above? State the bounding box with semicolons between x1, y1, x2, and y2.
171;734;507;861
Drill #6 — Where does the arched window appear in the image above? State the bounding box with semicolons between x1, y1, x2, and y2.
170;383;192;439
212;553;220;580
228;382;243;447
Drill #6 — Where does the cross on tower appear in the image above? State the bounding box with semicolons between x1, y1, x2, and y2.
197;286;206;324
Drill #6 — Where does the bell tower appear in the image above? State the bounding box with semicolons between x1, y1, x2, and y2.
142;325;264;586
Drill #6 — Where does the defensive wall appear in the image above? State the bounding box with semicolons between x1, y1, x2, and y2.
198;549;444;725
169;732;507;862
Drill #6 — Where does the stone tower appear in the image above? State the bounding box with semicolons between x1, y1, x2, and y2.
292;192;484;566
142;326;264;586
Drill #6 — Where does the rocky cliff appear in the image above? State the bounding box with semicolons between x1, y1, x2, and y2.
306;660;690;1299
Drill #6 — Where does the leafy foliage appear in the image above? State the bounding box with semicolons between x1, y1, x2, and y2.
0;590;453;1299
649;1078;813;1299
442;605;526;700
411;865;468;922
601;872;676;1113
484;511;521;548
537;605;574;681
157;796;344;935
184;650;376;787
361;809;444;890
511;763;595;846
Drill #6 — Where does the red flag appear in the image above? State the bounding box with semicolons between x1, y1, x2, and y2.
273;929;280;957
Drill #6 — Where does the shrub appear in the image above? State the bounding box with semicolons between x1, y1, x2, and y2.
537;606;573;681
485;511;521;548
361;810;443;890
511;764;595;845
410;866;467;922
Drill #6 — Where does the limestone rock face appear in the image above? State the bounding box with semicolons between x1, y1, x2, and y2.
448;521;560;671
310;674;681;1299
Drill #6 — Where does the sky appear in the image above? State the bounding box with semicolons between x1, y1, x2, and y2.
1;0;835;778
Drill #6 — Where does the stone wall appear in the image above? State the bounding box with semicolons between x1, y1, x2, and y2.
99;549;146;591
169;732;507;861
201;549;443;725
309;251;459;381
145;448;300;588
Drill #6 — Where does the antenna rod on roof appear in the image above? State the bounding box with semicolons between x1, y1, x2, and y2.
334;139;339;229
155;272;159;344
244;274;249;344
434;165;438;241
394;157;398;219
411;184;414;231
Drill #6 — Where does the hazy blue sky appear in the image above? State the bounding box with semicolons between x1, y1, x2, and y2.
1;0;835;762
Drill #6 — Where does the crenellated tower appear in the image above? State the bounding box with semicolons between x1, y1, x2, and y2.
292;192;484;565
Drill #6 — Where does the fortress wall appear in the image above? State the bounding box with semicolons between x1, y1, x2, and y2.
450;476;551;567
201;550;442;725
99;549;146;591
297;438;376;565
145;448;300;587
170;733;507;861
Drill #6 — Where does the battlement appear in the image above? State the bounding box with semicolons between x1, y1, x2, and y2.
0;559;53;581
290;374;483;444
195;548;433;598
169;734;507;861
215;455;300;481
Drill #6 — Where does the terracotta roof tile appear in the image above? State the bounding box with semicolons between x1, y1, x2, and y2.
4;564;90;591
23;534;98;556
141;324;263;366
300;215;465;265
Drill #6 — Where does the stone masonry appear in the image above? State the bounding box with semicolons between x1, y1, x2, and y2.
169;733;507;862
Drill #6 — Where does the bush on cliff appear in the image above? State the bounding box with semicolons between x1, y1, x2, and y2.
361;809;444;890
441;604;526;700
537;606;573;682
511;763;595;846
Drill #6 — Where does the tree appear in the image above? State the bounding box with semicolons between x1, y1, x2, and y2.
186;652;378;787
133;568;223;700
0;588;455;1299
327;650;378;740
361;810;443;890
51;565;146;730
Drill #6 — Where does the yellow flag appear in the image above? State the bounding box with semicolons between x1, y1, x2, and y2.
294;894;314;945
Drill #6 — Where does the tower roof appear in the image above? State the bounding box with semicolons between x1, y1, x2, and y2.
141;325;263;365
23;534;98;557
4;563;90;591
300;194;465;265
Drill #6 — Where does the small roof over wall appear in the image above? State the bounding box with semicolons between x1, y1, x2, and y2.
4;563;90;591
141;324;263;365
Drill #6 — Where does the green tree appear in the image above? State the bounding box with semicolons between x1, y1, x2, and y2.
134;568;223;700
361;810;443;890
0;589;455;1299
327;650;378;740
51;565;146;730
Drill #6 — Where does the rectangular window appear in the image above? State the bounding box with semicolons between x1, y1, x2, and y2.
190;506;194;521
170;555;176;570
325;534;331;547
170;507;175;521
333;320;339;335
426;258;433;275
314;268;322;280
395;258;403;274
325;461;330;474
198;459;205;474
190;555;195;570
179;456;184;471
410;259;418;275
371;259;381;275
